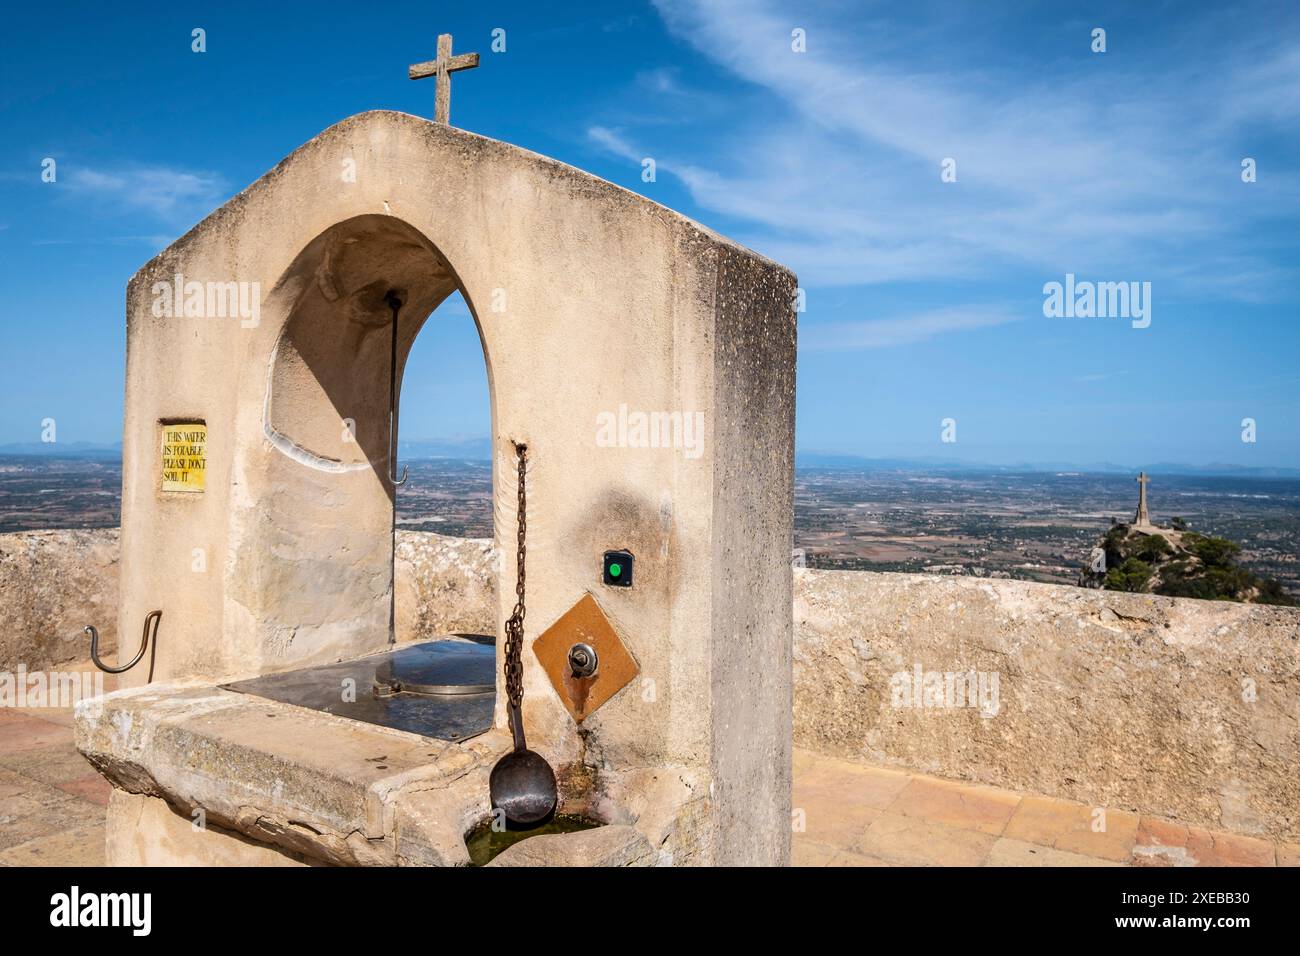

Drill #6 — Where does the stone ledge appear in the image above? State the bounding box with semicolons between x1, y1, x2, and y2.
74;682;500;866
74;681;714;865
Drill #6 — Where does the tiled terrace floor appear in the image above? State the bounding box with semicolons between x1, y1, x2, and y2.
792;748;1298;867
1;705;1294;867
0;705;110;866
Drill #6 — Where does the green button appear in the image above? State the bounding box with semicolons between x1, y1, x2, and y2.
608;563;622;578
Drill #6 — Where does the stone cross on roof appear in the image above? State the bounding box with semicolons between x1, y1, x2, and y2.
1135;471;1151;526
408;34;479;126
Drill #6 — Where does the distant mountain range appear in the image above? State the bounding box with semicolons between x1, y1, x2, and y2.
0;438;494;461
0;442;123;459
793;452;1300;479
397;437;493;460
2;440;1296;478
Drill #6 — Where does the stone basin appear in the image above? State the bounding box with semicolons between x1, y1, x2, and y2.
74;669;707;866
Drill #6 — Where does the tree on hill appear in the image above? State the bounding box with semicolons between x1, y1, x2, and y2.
1082;523;1295;606
1181;532;1240;569
1105;557;1152;592
1134;534;1171;563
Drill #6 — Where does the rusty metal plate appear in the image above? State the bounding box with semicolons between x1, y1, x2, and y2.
533;593;638;723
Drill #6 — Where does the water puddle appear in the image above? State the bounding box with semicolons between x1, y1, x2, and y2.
464;813;602;867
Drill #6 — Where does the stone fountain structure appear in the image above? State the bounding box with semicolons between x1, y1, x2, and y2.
73;109;797;866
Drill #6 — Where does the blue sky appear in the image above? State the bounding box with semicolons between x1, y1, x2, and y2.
2;0;1298;467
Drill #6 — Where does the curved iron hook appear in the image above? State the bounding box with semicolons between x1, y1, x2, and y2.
85;610;161;675
385;291;408;487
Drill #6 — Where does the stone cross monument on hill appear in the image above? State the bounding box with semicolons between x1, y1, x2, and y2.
408;33;479;125
1135;472;1151;526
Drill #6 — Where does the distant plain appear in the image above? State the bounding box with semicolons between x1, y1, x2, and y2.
3;456;1296;596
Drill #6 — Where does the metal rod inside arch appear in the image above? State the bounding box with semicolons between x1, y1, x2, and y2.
386;291;408;487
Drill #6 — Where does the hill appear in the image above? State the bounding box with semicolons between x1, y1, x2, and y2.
1081;520;1295;606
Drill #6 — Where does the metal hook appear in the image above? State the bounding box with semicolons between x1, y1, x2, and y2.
385;291;408;487
86;610;161;674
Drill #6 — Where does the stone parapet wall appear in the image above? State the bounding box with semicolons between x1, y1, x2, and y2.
0;528;493;673
5;528;1297;840
794;568;1300;842
0;529;120;671
394;531;496;640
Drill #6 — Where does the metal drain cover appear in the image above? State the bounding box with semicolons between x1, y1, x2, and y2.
374;639;495;696
221;637;497;742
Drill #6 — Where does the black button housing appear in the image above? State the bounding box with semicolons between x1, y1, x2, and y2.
602;550;633;587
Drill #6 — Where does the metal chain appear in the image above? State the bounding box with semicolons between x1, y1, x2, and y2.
503;443;527;709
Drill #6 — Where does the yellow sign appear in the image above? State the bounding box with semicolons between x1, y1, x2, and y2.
161;422;207;493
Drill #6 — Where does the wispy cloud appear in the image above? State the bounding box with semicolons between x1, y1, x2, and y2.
611;0;1300;300
31;234;174;248
63;163;228;225
799;306;1022;350
587;126;642;163
635;66;683;96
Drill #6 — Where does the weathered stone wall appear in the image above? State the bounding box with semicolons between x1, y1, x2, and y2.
793;568;1300;842
394;531;496;639
0;528;491;672
0;529;120;670
8;529;1299;841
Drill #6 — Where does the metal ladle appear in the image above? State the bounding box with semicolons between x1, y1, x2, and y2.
488;443;557;824
490;701;557;824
